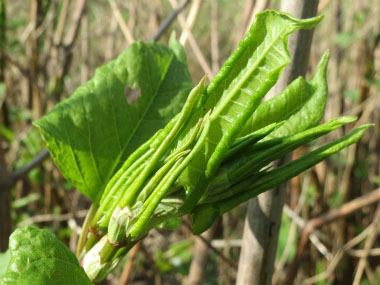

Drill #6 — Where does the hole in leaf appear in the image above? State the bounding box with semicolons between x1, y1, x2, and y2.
125;86;141;105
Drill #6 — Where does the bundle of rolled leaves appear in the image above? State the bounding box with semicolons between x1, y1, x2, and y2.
29;10;370;283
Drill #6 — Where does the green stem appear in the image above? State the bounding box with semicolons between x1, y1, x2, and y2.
76;204;97;257
99;237;120;263
85;231;100;252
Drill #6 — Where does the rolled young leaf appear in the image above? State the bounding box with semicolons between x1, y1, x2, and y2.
239;76;313;136
271;50;330;137
176;11;323;213
202;116;357;202
239;50;329;138
191;124;371;234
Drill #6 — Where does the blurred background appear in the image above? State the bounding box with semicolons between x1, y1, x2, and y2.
0;0;379;284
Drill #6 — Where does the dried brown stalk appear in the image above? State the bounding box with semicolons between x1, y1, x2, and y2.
286;188;380;284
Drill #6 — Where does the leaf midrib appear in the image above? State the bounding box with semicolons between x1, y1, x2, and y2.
99;56;173;194
211;24;290;120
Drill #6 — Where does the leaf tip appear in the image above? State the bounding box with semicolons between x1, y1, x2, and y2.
199;74;208;87
338;115;358;124
318;50;330;70
293;14;324;30
348;123;373;142
311;50;330;84
359;123;374;131
191;205;219;235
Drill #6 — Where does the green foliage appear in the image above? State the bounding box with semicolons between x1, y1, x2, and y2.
0;84;5;99
0;125;13;142
174;11;323;213
158;216;182;230
14;128;45;170
343;88;360;103
328;190;344;208
306;184;318;207
11;193;41;209
335;32;360;48
155;239;194;274
35;36;193;204
315;260;327;285
9;106;31;122
7;9;369;283
0;227;92;285
0;250;10;278
192;123;370;234
276;214;297;263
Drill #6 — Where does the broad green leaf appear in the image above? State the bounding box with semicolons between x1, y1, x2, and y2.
176;10;323;212
34;39;193;203
0;226;92;285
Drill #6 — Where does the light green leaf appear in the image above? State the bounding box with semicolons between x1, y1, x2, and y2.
176;10;322;212
0;226;92;285
0;83;5;100
271;51;330;137
34;40;193;203
203;116;357;203
239;76;314;136
192;124;371;234
0;250;10;278
240;50;329;138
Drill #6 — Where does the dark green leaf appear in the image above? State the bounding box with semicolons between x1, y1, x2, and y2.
0;226;92;285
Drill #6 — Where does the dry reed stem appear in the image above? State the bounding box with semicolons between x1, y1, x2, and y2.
169;0;212;77
303;226;380;284
353;204;380;284
108;0;135;45
286;188;380;284
119;241;141;285
17;209;89;227
179;0;201;45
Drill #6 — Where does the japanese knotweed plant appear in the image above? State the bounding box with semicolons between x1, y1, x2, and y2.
0;10;371;284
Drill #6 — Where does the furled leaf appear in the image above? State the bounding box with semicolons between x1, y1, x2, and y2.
34;39;193;203
203;116;357;202
219;124;371;214
239;50;329;137
0;226;92;285
239;76;313;136
175;10;323;212
271;51;329;137
192;124;371;234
